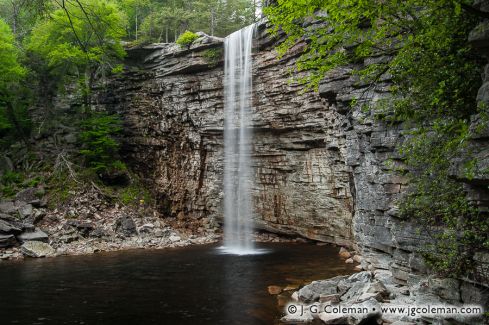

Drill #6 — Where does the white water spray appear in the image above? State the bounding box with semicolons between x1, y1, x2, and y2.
220;24;260;255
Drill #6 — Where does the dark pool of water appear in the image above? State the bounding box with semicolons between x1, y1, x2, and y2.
0;243;355;325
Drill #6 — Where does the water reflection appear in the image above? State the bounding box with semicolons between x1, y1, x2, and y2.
0;243;355;324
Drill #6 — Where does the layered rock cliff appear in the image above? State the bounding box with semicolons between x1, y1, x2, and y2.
95;28;354;247
94;16;489;303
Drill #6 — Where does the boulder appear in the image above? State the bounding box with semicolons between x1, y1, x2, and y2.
0;155;13;173
298;275;348;302
428;277;461;303
15;188;40;204
90;228;107;238
17;228;49;243
267;285;282;295
319;298;381;325
21;241;55;257
352;255;362;263
0;201;16;214
169;235;181;242
339;247;352;259
0;219;22;234
114;215;137;236
16;203;33;219
0;234;17;247
66;220;95;237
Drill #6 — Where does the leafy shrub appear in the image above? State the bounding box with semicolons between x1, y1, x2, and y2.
79;112;125;175
176;31;199;48
0;171;24;198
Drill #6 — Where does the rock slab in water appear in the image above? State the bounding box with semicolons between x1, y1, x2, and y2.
21;241;55;257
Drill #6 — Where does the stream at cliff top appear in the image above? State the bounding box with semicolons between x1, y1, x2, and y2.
0;242;355;325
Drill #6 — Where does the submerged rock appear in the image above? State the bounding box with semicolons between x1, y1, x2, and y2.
21;241;55;257
268;285;283;295
339;247;351;259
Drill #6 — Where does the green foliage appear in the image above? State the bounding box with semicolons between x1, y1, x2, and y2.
118;180;153;206
136;0;256;43
202;47;223;67
0;170;29;198
176;30;199;47
26;0;127;92
398;121;489;277
0;18;30;148
265;0;488;278
79;112;125;174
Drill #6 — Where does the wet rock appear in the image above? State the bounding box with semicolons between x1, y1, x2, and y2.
114;215;137;236
268;285;282;295
21;241;55;257
298;275;348;302
345;258;354;264
0;234;17;247
352;255;362;263
339;247;351;259
17;228;49;243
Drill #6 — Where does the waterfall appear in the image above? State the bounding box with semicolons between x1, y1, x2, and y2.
221;24;258;255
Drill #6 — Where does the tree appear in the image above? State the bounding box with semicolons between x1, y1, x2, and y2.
116;0;151;41
0;18;28;146
27;0;127;105
138;0;256;43
0;0;47;39
265;0;488;278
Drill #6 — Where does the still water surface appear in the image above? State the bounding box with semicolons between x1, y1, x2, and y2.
0;243;355;324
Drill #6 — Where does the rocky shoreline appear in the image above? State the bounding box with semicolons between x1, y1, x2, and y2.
274;268;485;325
0;185;224;260
0;185;319;261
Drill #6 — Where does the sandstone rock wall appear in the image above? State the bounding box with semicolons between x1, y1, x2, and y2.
95;14;489;297
95;27;354;247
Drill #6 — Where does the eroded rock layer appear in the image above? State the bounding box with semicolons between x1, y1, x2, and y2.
95;26;354;247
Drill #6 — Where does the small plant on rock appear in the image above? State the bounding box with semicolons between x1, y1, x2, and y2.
176;31;199;48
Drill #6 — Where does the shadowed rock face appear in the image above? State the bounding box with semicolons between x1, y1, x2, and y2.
94;27;354;247
94;15;489;294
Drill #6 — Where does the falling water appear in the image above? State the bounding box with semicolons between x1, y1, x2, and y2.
221;24;259;255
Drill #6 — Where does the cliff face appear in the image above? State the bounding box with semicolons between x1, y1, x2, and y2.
95;28;354;247
95;18;489;293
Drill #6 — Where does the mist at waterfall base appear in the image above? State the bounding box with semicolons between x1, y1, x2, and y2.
221;24;263;255
0;243;356;325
